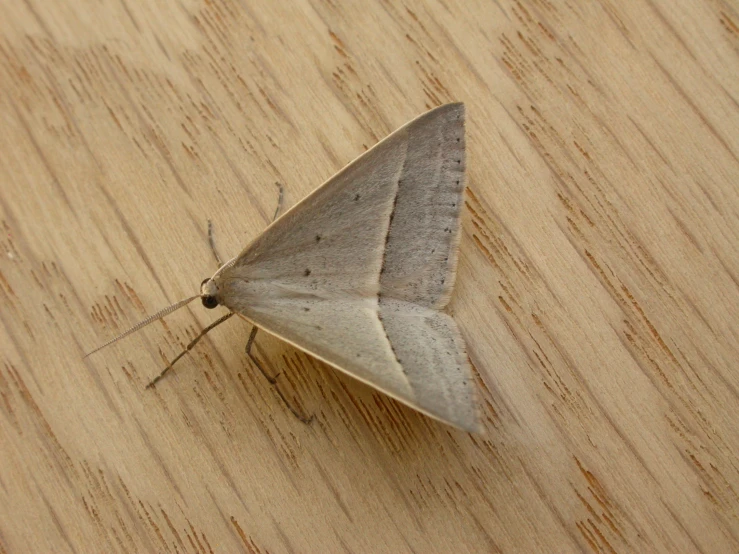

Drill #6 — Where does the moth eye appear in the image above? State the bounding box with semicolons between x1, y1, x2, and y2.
202;296;219;309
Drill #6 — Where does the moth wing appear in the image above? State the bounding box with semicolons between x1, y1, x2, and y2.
218;103;479;431
378;103;466;309
378;103;478;430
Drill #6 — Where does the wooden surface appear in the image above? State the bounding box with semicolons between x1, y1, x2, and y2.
1;0;737;552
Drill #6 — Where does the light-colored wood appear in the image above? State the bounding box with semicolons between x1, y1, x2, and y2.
0;0;737;552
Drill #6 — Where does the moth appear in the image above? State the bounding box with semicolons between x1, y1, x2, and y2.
89;103;480;432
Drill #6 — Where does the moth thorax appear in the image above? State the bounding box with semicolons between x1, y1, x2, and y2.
200;278;219;309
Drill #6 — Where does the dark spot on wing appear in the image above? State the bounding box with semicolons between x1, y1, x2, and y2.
315;235;322;242
304;269;311;276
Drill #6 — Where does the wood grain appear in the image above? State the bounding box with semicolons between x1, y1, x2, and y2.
1;0;737;552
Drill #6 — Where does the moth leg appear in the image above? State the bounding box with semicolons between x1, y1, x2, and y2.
208;184;281;268
146;312;234;389
245;326;314;425
203;185;305;420
207;219;223;267
243;184;312;423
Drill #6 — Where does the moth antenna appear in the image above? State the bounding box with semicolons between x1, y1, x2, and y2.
84;295;200;357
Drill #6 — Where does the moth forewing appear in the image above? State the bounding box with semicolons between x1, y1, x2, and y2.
87;103;480;433
214;103;480;432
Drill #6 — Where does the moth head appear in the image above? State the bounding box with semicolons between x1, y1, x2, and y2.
200;278;219;309
85;274;225;358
